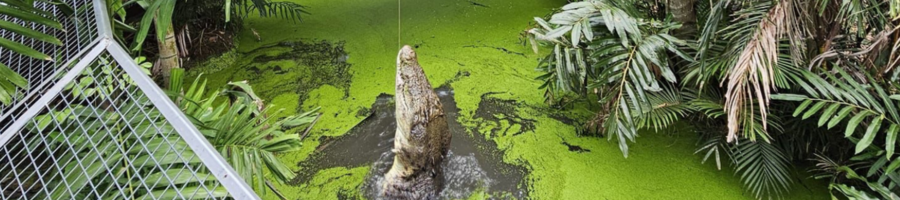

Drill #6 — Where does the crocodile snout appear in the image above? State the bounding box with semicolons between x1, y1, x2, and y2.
397;45;417;66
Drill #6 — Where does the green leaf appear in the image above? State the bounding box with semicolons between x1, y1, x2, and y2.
227;80;262;102
802;101;827;120
572;20;582;46
534;17;551;30
0;37;51;60
887;158;900;174
828;107;854;129
133;150;201;167
818;104;841;126
114;19;137;32
581;19;593;41
868;157;889;176
132;0;162;50
0;79;14;105
0;62;26;88
0;20;62;45
771;94;807;101
890;95;900;101
846;111;870;137
856;116;882;154
0;5;63;30
49;153;122;199
128;137;188;154
793;100;813;117
224;0;232;22
46;0;75;16
168;68;185;91
260;134;302;152
262;152;295;182
154;0;176;43
136;169;213;188
887;124;898;159
107;0;127;18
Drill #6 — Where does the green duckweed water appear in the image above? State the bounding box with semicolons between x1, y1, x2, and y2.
188;0;830;199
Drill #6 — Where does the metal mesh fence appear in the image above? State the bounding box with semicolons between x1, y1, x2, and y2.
0;0;259;199
0;0;99;132
0;53;228;199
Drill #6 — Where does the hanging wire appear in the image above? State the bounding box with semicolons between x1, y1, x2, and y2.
398;0;401;48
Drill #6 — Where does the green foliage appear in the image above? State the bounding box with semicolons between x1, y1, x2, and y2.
230;0;310;23
528;0;690;156
773;69;900;157
129;0;309;51
20;64;319;198
169;70;318;194
813;152;900;199
732;140;792;198
24;93;224;199
530;0;900;199
0;0;70;105
64;56;153;100
132;0;178;51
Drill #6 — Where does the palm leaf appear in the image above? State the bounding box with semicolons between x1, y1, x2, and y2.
0;20;62;45
169;74;317;194
732;140;792;199
528;0;692;156
773;68;900;159
722;0;790;143
0;1;67;105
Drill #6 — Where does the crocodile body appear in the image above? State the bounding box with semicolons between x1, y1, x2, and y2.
380;46;451;199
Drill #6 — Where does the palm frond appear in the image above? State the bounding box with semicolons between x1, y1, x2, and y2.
529;0;691;156
773;68;900;157
638;85;694;131
0;0;68;105
168;72;317;194
817;155;900;199
233;0;308;23
722;0;789;143
731;139;793;199
695;134;727;170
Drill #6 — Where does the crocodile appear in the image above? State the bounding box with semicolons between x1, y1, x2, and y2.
380;45;452;199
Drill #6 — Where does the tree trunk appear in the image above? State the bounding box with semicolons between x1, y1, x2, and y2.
154;24;179;87
667;0;697;37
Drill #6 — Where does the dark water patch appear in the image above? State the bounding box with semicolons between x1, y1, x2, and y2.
466;0;491;8
228;39;352;109
548;113;576;125
561;142;591;153
474;92;537;137
250;40;351;65
440;71;471;85
462;45;525;57
296;86;528;199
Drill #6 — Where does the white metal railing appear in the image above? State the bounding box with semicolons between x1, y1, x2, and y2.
0;0;260;199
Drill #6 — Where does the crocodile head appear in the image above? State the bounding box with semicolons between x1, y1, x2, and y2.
397;45;418;66
395;45;419;89
394;45;428;142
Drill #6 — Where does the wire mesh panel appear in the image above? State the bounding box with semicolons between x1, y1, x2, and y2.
0;53;230;199
0;0;259;199
0;0;100;135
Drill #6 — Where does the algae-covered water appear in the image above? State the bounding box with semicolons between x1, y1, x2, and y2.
188;0;830;199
